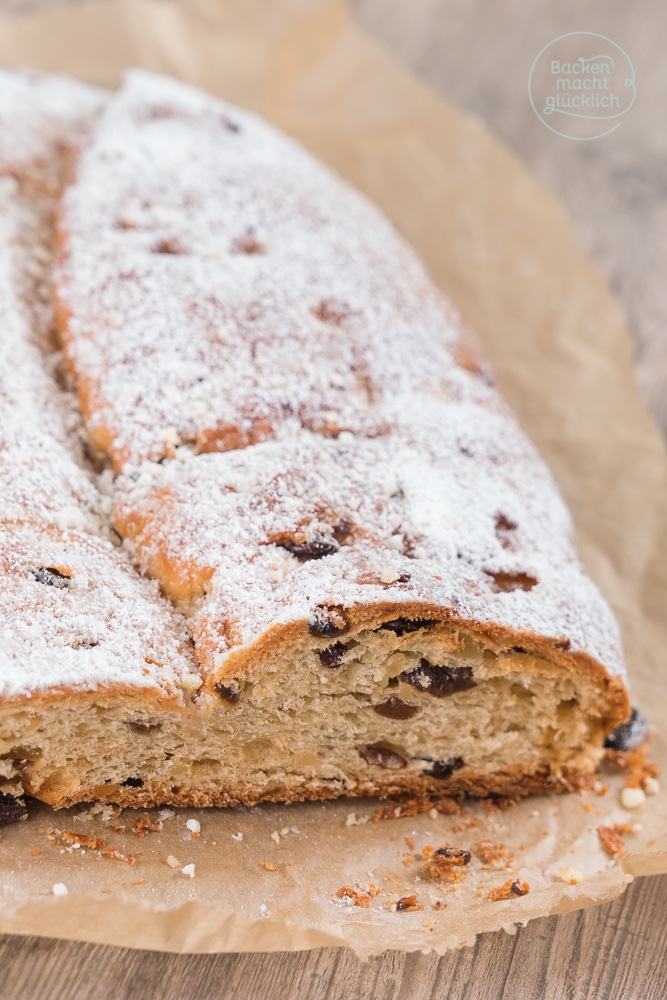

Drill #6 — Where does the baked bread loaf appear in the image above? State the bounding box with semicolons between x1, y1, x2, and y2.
0;69;630;817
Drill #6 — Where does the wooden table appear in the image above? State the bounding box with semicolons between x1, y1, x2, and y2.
1;875;666;998
2;0;666;996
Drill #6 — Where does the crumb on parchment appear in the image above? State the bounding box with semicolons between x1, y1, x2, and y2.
336;883;380;908
488;879;530;901
597;823;635;859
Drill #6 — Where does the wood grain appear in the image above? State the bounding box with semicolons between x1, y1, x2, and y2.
0;875;666;999
0;0;666;996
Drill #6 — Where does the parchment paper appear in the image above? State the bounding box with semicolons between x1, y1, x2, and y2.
0;0;665;957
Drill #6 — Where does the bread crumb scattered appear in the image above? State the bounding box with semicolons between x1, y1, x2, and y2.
336;883;380;908
394;895;423;912
345;812;369;826
181;863;195;878
644;776;660;796
166;855;180;868
488;879;530;901
232;832;244;842
186;819;201;835
261;861;277;872
558;866;583;885
131;813;162;836
52;883;68;897
621;787;645;810
597;823;634;858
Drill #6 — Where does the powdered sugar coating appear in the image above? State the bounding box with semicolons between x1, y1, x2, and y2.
1;67;628;710
116;414;625;681
0;523;201;699
0;69;105;177
0;181;102;530
55;70;492;471
0;72;201;698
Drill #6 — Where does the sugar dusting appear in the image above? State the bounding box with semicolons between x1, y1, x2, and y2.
0;68;627;704
0;71;201;698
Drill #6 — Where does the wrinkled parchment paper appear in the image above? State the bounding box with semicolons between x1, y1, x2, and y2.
0;0;665;957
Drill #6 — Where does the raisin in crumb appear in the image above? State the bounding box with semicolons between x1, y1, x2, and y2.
373;698;419;720
399;660;476;697
317;642;347;669
308;605;350;637
0;791;27;825
214;682;240;704
379;618;438;637
423;757;465;779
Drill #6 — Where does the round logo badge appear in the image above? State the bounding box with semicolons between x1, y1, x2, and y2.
528;32;636;140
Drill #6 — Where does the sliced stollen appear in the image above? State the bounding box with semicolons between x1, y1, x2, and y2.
0;72;201;816
1;68;632;813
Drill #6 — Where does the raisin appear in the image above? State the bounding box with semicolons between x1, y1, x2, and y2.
214;682;240;704
485;570;537;593
396;895;420;911
604;707;649;751
280;535;339;560
153;237;185;255
495;514;517;532
373;698;419;720
399;659;476;697
122;777;144;787
358;745;407;770
308;605;350;637
11;758;33;772
0;792;27;825
423;757;464;779
31;566;71;588
379;618;438;637
231;231;265;255
433;846;471;866
317;642;347;669
332;521;352;542
510;880;530;897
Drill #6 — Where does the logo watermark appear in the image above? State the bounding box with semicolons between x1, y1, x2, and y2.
528;32;635;140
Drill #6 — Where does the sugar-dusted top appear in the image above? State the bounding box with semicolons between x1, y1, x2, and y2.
55;70;494;471
0;71;201;699
0;69;105;180
0;522;202;700
0;68;628;705
53;70;627;686
116;413;626;683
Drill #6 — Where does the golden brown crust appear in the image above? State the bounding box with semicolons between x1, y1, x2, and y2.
31;762;598;811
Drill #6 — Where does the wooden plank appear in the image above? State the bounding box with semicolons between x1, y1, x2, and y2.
0;875;665;999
